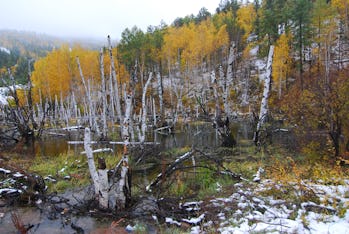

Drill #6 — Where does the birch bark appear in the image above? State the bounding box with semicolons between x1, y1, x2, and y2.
156;72;164;120
114;92;133;210
140;72;153;143
254;46;274;145
84;128;99;196
84;127;109;209
99;48;108;139
107;35;122;122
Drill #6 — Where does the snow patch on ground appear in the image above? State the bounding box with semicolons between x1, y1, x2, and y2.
0;87;9;105
166;179;349;233
0;46;10;54
217;180;349;233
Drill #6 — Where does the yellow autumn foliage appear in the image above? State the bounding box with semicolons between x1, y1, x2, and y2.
272;33;292;98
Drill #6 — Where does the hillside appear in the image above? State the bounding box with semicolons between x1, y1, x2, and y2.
0;30;103;84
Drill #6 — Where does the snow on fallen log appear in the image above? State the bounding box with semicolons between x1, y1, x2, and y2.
273;128;289;133
0;168;11;174
165;217;181;226
109;141;160;145
80;148;114;154
154;126;172;132
68;141;159;145
62;125;84;131
46;132;66;137
182;213;205;225
0;188;22;195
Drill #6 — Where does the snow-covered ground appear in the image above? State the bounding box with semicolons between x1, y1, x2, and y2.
0;46;10;55
0;87;9;105
166;178;349;233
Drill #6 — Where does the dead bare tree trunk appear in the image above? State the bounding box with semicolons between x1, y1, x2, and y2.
108;35;122;122
84;127;110;209
76;56;100;136
254;45;274;146
99;48;108;139
223;42;236;118
1;67;44;143
114;92;133;210
156;71;164;123
139;72;153;143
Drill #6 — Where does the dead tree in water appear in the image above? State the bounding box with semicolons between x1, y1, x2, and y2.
1;64;46;144
84;127;107;208
99;48;108;140
83;93;133;210
108;35;122;122
138;72;153;143
113;92;133;210
194;70;236;148
253;45;274;147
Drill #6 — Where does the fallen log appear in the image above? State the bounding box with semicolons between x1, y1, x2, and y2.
68;141;159;145
146;148;246;192
146;150;195;192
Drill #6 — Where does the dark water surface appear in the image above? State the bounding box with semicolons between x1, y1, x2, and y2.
0;122;260;233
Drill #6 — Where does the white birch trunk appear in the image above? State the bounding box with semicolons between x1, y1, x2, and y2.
108;35;122;122
76;57;93;129
219;65;231;117
84;127;99;196
88;79;101;137
108;70;115;123
99;48;108;139
140;72;153;143
156;72;163;119
98;168;109;209
254;46;274;144
211;70;220;119
152;97;156;127
224;43;236;118
84;127;109;209
115;92;132;210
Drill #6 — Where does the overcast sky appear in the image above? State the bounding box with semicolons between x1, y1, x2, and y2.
0;0;221;40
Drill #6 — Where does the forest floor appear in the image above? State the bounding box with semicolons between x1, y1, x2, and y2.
0;139;349;233
163;177;349;233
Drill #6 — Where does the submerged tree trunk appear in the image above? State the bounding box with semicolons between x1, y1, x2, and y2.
254;45;274;146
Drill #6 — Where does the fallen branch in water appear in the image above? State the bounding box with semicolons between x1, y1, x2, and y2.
11;212;33;234
146;148;245;192
146;150;195;192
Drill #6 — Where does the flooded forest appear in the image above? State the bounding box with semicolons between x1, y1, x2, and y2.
1;0;349;233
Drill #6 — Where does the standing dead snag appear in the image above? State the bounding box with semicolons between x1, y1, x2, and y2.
108;35;122;122
113;92;132;210
139;72;153;143
1;66;44;143
99;48;108;140
254;45;274;147
84;127;109;209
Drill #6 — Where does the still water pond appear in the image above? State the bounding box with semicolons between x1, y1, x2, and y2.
1;122;258;233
